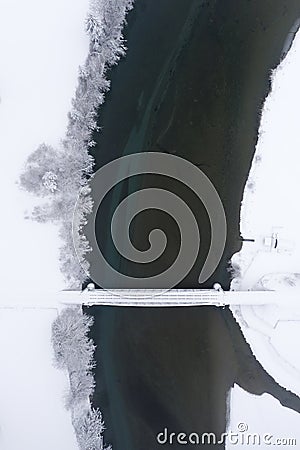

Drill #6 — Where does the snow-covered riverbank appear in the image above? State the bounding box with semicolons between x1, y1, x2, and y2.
0;0;136;447
0;0;89;299
229;20;300;444
231;28;300;297
227;385;299;449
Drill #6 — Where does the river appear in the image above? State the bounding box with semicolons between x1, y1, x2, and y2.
84;1;300;449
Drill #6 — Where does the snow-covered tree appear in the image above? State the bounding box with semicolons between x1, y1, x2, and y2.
66;371;95;410
42;171;58;192
24;3;137;449
52;307;95;372
86;14;103;49
52;307;112;450
20;0;134;287
19;143;60;196
75;408;106;450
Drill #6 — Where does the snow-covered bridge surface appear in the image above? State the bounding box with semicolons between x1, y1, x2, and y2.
61;288;300;307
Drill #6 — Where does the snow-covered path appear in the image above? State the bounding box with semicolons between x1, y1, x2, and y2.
0;0;89;448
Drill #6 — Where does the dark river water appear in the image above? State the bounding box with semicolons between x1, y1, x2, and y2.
84;1;300;449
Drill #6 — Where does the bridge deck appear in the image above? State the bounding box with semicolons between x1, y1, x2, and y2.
61;289;300;307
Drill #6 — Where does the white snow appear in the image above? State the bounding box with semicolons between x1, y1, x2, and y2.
0;0;89;301
229;22;300;448
0;309;79;450
230;24;300;394
0;0;89;448
231;28;300;295
227;384;299;449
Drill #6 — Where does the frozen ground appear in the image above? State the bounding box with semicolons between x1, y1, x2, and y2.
0;309;79;450
227;385;299;449
0;0;89;448
229;21;300;446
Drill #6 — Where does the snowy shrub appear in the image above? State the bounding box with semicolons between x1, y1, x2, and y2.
247;179;255;192
227;261;242;280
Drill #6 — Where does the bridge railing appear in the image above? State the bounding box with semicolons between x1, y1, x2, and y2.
60;288;300;307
